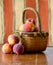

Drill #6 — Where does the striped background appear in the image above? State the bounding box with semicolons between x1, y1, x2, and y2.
0;0;49;44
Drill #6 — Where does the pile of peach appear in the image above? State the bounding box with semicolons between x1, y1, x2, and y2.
2;34;24;54
19;18;39;32
2;18;39;54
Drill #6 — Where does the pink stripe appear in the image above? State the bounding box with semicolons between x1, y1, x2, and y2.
4;0;13;43
39;0;49;32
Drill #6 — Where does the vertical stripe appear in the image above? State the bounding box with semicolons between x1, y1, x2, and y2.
39;0;49;32
0;0;4;43
36;0;39;11
48;0;51;45
49;0;53;45
4;0;13;42
26;0;36;20
26;0;49;32
39;0;49;45
36;0;39;27
13;0;25;31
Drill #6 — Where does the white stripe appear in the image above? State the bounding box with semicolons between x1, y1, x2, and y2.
48;0;51;45
0;0;4;44
24;0;26;23
13;0;25;31
49;0;53;45
36;0;39;12
35;0;39;27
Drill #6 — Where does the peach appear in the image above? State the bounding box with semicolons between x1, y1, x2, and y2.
24;22;35;32
19;24;24;32
26;18;35;25
34;26;39;32
13;43;24;54
8;34;19;46
2;43;12;54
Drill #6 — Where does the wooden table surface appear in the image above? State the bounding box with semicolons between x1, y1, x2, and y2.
0;45;53;65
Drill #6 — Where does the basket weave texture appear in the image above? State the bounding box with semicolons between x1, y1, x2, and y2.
17;7;49;52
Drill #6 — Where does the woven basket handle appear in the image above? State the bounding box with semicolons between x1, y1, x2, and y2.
22;7;42;33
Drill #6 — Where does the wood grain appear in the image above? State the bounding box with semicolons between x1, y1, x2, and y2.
0;45;53;65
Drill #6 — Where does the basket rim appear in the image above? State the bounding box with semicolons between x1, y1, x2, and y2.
15;31;49;34
14;31;49;37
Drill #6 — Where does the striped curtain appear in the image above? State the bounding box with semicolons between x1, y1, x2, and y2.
0;0;49;44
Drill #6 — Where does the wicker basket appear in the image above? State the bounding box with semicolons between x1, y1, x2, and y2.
17;7;49;53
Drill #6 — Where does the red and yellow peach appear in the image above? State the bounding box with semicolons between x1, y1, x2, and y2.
24;22;35;32
34;26;39;32
26;18;35;25
13;43;24;54
19;24;24;32
2;43;12;54
8;34;19;46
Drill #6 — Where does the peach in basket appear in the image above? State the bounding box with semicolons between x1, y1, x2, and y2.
16;7;49;53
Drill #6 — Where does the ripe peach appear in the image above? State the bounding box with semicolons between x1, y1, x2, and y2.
13;43;24;54
34;26;39;32
24;22;35;32
19;24;24;32
2;43;12;54
26;18;35;25
8;34;19;46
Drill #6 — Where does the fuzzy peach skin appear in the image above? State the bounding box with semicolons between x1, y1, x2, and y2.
13;43;24;54
26;18;35;25
24;22;35;32
8;34;19;46
33;26;39;32
2;43;12;54
19;24;24;32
